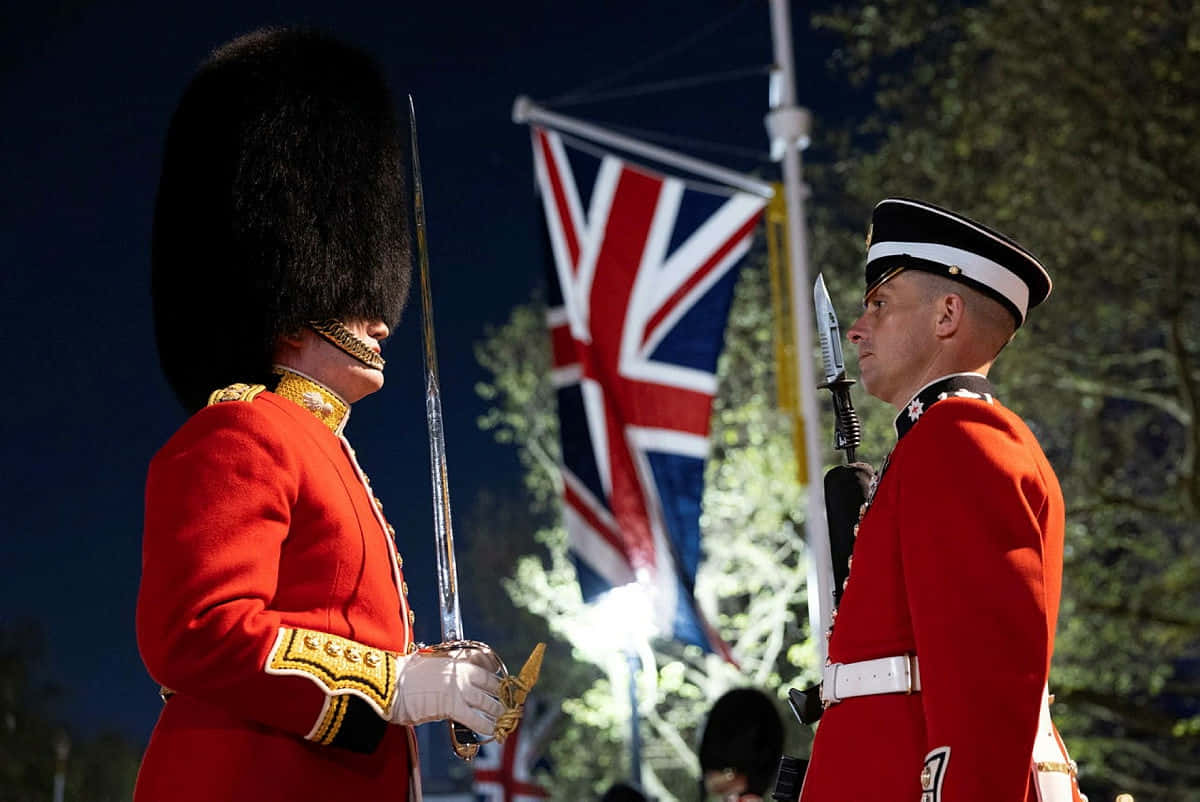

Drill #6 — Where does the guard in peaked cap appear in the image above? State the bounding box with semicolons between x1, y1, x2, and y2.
698;689;783;801
152;27;412;412
798;197;1085;802
864;197;1050;327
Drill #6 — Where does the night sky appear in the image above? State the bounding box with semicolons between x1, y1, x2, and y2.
0;0;838;747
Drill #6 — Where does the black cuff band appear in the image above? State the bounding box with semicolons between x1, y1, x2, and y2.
327;696;389;754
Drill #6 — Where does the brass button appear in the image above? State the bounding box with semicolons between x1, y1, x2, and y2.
374;496;384;510
345;647;362;663
406;642;418;655
395;554;403;568
402;581;409;595
920;765;933;790
948;265;962;276
365;652;381;667
324;641;343;657
408;610;416;624
303;634;321;650
386;523;396;536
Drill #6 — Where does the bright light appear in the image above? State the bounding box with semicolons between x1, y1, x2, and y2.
574;582;658;655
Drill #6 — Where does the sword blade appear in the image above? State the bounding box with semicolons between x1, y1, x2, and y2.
409;96;479;760
409;96;464;643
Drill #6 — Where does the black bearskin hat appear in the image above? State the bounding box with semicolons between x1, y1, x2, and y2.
152;27;411;412
698;688;784;799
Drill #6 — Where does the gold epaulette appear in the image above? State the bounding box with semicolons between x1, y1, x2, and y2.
206;383;267;406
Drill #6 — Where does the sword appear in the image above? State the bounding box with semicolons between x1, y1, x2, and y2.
408;96;479;760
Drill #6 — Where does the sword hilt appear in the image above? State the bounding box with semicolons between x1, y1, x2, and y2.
450;722;479;759
819;375;861;463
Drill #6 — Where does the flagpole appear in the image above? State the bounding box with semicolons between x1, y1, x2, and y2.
513;96;775;199
626;649;643;790
765;0;835;667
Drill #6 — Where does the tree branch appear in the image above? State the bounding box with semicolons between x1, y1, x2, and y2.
1054;688;1187;736
1168;306;1200;512
1052;376;1189;424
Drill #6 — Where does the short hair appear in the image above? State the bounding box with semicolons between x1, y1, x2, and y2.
910;271;1016;357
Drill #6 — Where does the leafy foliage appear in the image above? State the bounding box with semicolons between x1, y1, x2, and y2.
814;1;1200;798
474;2;1200;799
0;621;141;802
472;253;826;801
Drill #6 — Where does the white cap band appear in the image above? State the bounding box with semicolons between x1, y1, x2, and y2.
866;240;1030;320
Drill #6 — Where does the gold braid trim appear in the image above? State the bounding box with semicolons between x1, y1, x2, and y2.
493;642;546;745
207;383;266;406
1035;760;1078;776
272;367;350;434
265;628;397;718
308;320;385;370
310;695;350;745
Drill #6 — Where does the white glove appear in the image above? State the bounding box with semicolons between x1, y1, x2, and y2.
388;642;505;735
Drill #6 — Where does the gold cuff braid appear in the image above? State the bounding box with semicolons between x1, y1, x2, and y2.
265;627;397;717
308;320;385;370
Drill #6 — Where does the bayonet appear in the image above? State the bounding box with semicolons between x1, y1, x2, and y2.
813;274;861;462
409;96;479;761
787;275;872;726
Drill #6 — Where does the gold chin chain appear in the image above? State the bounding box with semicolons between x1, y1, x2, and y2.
308;320;385;371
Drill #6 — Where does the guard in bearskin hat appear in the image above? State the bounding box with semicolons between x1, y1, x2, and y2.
698;688;783;802
137;28;510;802
798;199;1084;802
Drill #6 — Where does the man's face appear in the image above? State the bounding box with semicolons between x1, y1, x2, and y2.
284;319;390;403
846;272;940;408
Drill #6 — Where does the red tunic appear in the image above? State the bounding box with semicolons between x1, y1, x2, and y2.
800;374;1075;802
135;373;420;801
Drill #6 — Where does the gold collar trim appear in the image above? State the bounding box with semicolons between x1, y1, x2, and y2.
272;366;350;435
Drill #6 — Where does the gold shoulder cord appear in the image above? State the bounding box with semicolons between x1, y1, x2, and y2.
207;383;267;406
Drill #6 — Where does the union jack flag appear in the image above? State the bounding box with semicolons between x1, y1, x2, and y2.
531;126;766;655
472;697;555;802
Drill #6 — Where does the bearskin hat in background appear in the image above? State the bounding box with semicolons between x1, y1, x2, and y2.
698;688;784;799
152;27;411;412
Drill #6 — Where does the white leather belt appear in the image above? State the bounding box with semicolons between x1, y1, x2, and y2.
821;654;921;706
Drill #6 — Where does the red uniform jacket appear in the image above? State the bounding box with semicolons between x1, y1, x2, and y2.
136;371;419;801
801;374;1072;802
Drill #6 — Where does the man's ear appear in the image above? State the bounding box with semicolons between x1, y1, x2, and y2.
278;329;307;349
934;293;965;338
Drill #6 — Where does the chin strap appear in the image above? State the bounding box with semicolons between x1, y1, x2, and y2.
308;319;385;370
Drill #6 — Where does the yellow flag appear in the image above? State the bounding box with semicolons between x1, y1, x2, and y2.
765;183;807;484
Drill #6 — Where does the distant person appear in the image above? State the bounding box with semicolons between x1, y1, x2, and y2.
136;28;513;801
799;198;1084;801
601;782;650;802
698;688;783;801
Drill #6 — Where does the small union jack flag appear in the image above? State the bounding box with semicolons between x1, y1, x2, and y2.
473;698;555;802
531;126;766;655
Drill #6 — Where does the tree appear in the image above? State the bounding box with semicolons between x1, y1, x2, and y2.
811;1;1200;798
0;621;141;802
